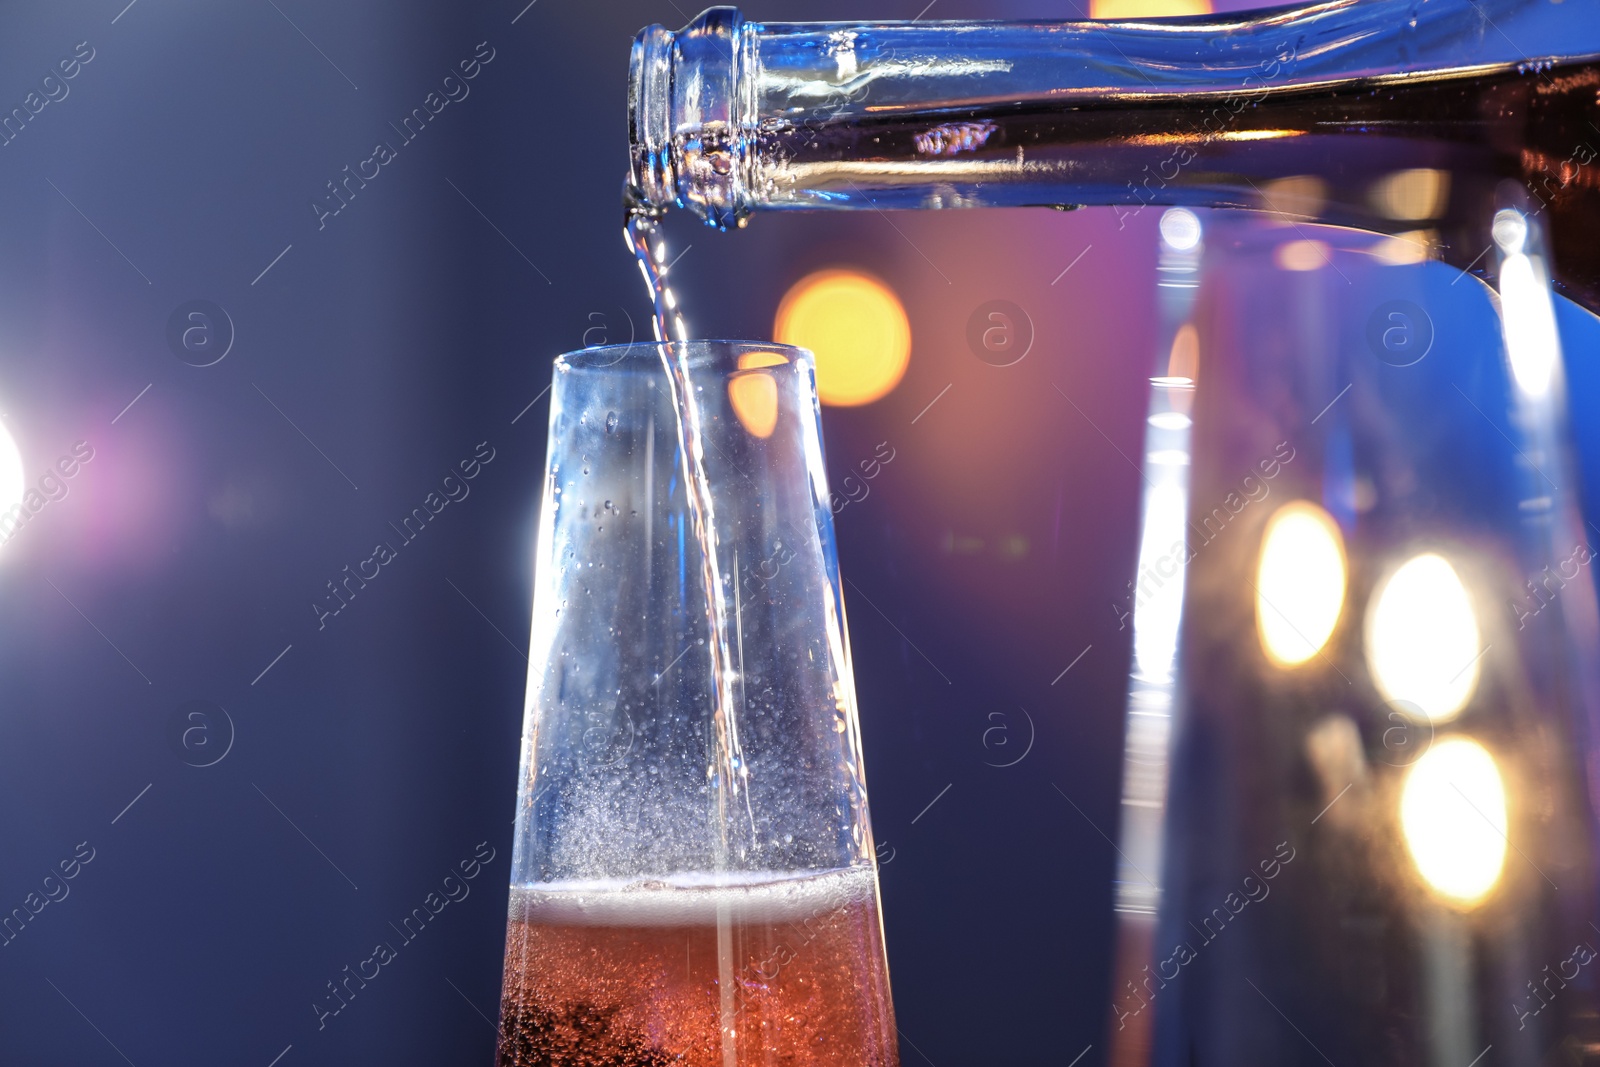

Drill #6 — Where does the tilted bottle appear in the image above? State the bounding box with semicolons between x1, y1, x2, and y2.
629;0;1600;308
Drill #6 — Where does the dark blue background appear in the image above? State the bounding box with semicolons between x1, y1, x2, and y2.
0;1;1596;1065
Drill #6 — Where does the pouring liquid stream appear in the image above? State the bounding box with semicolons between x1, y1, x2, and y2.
624;194;755;867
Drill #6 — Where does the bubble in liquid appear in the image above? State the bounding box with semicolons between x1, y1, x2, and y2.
605;411;618;433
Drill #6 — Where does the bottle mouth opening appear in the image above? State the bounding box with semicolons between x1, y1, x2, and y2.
627;8;749;227
628;23;676;212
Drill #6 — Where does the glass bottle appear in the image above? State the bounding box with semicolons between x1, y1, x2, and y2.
629;0;1600;308
629;4;1600;1065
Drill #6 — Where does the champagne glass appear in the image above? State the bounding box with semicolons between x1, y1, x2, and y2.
495;341;897;1067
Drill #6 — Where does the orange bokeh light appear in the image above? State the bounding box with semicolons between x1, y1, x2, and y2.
1090;0;1211;18
774;269;911;408
728;351;789;439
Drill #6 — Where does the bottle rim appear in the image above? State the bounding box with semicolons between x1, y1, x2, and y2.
628;22;676;211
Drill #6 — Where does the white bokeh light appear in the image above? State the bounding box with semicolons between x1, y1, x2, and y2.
1366;553;1481;722
1159;207;1202;252
0;414;23;522
1401;736;1508;906
1256;502;1346;667
1491;208;1528;254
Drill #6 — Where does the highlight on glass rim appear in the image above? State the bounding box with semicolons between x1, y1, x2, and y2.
1;0;1597;1065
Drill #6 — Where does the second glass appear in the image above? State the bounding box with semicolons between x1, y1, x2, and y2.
496;341;897;1066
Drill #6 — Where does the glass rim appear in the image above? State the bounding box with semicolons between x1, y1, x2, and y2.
554;339;813;374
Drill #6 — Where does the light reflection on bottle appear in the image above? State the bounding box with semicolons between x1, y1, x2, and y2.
1494;209;1562;400
1255;501;1346;667
1110;206;1203;932
1366;553;1481;723
1401;736;1509;906
1132;482;1189;683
